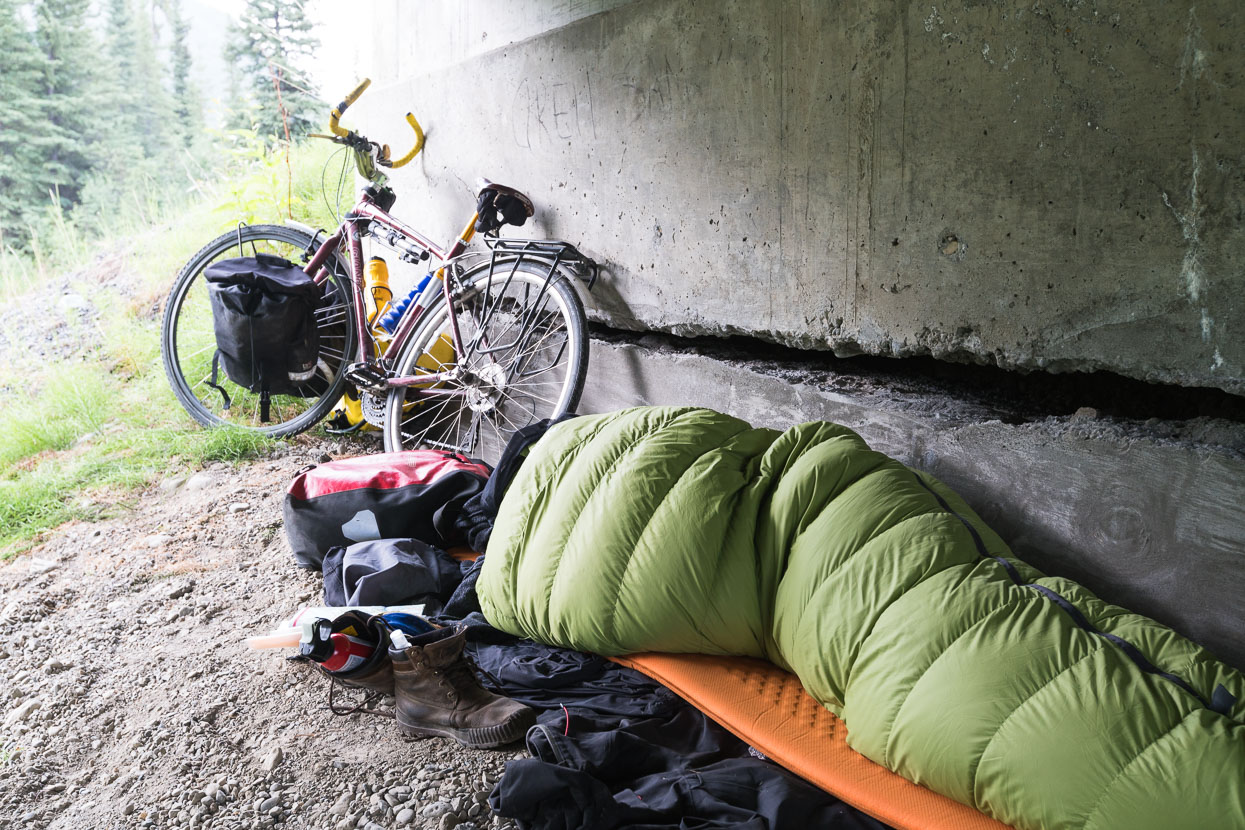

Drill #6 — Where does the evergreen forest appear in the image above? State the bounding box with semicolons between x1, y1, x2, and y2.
0;0;323;258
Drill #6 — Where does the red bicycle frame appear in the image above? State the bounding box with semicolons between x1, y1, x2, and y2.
300;187;479;393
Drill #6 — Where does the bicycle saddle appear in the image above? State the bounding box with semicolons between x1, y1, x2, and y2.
475;179;534;233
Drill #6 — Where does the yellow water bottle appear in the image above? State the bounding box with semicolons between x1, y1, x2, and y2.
364;256;393;328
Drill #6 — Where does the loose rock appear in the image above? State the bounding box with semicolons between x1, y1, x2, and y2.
158;476;187;493
185;472;217;491
260;747;284;772
4;698;41;726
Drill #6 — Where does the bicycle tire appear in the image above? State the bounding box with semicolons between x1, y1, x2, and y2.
160;224;358;437
382;259;588;462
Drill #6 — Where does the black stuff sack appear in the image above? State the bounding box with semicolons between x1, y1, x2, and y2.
205;253;321;399
322;538;463;609
284;450;492;569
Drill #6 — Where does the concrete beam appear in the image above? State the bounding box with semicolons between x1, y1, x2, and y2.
579;338;1245;670
361;0;1245;394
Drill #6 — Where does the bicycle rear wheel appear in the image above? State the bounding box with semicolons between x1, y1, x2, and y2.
160;224;358;437
382;259;588;462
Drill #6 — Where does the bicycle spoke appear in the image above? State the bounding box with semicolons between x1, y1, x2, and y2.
508;325;568;377
179;343;217;362
496;384;561;409
319;345;346;361
386;261;584;460
413;392;460;432
506;336;570;382
510;362;570;385
402;389;462;442
416;345;455;372
476;310;564;366
489;401;529;434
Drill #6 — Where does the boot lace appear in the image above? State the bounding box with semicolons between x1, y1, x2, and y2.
439;651;502;699
326;675;395;719
469;656;507;693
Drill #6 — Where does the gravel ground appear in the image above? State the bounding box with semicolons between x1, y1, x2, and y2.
0;246;524;830
0;450;521;830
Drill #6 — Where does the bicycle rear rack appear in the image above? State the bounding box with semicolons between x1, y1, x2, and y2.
483;238;599;291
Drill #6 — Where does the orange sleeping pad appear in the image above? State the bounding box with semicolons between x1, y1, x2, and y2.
611;653;1012;830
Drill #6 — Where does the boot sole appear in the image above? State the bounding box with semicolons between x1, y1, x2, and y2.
396;708;535;749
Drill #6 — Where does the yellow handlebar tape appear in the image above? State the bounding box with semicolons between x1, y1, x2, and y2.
344;78;371;106
329;78;372;137
387;113;426;169
326;80;426;165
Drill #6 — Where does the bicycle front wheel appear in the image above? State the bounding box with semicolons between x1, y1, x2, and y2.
160;224;358;437
382;259;588;462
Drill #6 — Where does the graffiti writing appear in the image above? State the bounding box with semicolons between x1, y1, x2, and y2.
511;71;598;149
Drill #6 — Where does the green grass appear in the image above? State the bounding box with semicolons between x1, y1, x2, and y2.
0;364;281;554
0;367;113;468
0;139;355;558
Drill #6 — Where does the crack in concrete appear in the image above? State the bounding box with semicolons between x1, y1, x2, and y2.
590;325;1245;431
1161;145;1208;346
1177;7;1218;91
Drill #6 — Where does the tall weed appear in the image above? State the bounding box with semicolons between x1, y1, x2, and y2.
0;367;114;468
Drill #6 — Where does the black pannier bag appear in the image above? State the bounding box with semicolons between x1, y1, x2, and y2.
204;253;321;413
284;450;492;570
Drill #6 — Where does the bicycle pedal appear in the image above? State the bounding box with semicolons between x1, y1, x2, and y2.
344;364;391;394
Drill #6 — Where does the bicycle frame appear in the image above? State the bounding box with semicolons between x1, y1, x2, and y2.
301;187;478;393
297;186;596;400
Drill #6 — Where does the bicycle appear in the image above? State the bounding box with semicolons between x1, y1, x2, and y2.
161;79;596;461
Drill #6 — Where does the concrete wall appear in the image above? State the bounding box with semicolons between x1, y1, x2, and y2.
353;0;1244;394
344;2;1244;664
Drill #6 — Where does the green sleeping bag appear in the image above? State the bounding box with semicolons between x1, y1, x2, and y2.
478;407;1245;830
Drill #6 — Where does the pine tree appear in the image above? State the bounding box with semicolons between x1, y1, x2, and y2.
100;0;174;160
32;0;97;213
0;0;49;244
224;0;322;141
166;0;201;149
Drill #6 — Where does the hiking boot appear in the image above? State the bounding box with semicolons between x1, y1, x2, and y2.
390;625;534;748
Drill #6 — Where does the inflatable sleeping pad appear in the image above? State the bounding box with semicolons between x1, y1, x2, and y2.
477;407;1245;830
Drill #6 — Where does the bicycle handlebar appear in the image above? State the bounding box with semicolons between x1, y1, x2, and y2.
327;78;425;168
387;113;425;169
329;78;371;137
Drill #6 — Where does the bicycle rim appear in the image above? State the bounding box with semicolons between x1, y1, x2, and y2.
160;224;357;437
383;260;588;462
